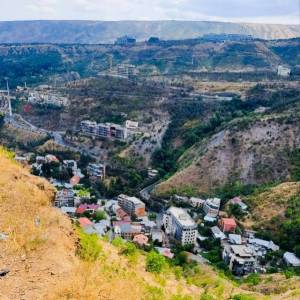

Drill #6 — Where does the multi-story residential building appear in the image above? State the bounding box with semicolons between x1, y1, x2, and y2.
117;64;136;78
54;189;75;208
278;65;291;77
117;194;146;218
28;92;68;107
87;163;106;182
189;197;205;208
80;121;128;140
113;222;142;240
203;198;221;218
222;244;257;276
80;120;97;135
163;207;197;246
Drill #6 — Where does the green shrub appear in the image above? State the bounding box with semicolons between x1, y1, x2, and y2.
112;236;125;247
77;230;102;262
120;242;137;256
284;268;296;279
93;210;107;222
244;273;260;286
146;251;166;273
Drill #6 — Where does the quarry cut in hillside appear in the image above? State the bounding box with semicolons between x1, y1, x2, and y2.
156;114;300;196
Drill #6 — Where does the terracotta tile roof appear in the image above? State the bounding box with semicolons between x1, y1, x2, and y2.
78;217;93;227
133;234;149;246
70;175;80;186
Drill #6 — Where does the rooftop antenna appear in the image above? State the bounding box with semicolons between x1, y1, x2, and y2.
6;78;12;117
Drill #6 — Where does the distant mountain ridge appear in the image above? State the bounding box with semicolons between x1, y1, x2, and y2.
0;20;299;44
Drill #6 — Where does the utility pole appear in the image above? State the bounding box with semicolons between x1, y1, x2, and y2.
108;54;113;74
6;78;12;117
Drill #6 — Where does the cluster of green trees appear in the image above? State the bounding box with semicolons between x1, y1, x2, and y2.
290;149;300;181
0;51;64;88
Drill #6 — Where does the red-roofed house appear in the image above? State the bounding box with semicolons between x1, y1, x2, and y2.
70;175;81;186
133;234;149;246
116;207;131;221
76;204;100;215
78;217;93;228
76;206;86;214
219;218;237;233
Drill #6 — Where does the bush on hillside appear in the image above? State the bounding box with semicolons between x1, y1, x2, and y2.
146;251;166;273
77;230;102;262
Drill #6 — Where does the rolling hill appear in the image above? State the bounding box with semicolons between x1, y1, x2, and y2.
0;20;299;44
0;37;299;88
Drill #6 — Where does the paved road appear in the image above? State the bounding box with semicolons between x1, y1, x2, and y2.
140;179;162;200
5;114;98;159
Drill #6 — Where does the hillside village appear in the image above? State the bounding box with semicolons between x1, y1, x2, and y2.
10;150;300;279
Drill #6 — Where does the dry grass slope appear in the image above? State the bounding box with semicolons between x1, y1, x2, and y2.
243;181;300;229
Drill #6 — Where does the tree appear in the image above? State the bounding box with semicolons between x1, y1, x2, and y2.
0;113;4;128
228;204;246;219
146;251;166;273
93;211;107;222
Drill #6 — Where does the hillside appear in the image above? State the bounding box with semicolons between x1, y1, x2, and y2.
243;181;300;229
1;38;300;88
155;87;300;196
0;147;77;299
0;20;299;43
0;147;278;300
240;181;300;257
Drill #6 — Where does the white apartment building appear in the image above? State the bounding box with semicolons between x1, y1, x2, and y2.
203;198;221;218
87;163;106;182
28;92;68;107
80;120;127;140
277;65;291;77
163;207;197;246
54;189;75;208
117;194;146;218
125;120;139;130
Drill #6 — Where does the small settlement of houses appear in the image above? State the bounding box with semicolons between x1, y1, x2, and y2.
16;84;69;107
13;153;300;277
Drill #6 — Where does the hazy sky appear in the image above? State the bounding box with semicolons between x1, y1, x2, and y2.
0;0;299;24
